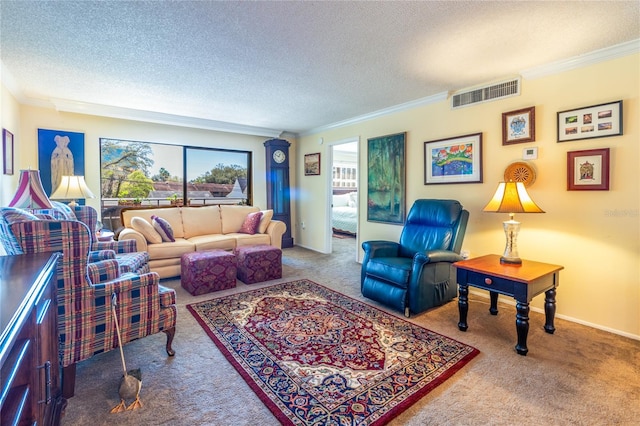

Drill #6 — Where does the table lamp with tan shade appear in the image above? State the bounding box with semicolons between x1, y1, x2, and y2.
483;181;544;264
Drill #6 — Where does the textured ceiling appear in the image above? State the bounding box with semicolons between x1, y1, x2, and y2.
1;1;639;135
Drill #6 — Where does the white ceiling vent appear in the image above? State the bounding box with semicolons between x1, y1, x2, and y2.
451;78;521;109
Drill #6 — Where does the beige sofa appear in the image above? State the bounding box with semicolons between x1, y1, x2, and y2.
118;205;286;278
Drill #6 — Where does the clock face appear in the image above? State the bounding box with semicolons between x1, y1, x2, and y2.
273;149;286;164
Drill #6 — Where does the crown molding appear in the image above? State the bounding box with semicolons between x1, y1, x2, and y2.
302;39;640;136
49;99;283;138
5;39;638;138
300;92;448;137
521;38;639;80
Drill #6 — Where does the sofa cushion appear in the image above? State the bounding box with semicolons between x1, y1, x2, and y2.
259;209;273;234
187;234;237;252
239;211;263;234
220;205;260;234
131;217;162;244
181;206;222;238
232;233;272;247
147;238;195;260
151;215;175;242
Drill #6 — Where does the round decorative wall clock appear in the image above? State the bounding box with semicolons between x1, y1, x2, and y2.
504;161;536;187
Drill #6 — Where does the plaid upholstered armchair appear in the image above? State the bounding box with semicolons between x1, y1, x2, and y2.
32;202;149;275
0;207;177;398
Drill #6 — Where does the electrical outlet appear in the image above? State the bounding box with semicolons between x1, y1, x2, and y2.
301;221;306;229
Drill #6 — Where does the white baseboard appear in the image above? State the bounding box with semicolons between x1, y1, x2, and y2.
468;289;639;341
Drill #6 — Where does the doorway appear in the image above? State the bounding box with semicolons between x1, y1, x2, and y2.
327;138;359;260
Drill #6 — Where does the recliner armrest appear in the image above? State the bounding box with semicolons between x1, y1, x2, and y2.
416;249;463;264
362;240;400;258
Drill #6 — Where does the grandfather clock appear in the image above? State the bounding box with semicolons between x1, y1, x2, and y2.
264;138;294;248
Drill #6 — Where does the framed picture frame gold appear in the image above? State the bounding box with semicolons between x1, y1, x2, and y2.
567;148;610;191
304;152;321;176
502;106;535;145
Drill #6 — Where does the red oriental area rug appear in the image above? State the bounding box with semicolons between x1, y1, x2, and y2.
187;280;479;425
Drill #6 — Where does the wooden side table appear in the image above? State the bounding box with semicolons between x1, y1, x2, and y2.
454;254;564;355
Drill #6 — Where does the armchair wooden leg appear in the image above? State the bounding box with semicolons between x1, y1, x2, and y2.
62;363;77;398
163;327;176;356
404;307;410;318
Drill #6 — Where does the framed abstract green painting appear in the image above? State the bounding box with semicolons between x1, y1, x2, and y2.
367;132;406;225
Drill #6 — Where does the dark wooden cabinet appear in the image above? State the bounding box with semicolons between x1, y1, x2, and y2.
1;253;64;426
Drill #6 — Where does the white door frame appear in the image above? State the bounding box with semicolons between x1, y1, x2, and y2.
325;136;360;260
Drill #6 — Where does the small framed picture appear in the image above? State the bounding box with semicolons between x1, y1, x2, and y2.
567;148;610;191
502;106;535;145
304;152;321;176
3;129;13;175
558;100;622;142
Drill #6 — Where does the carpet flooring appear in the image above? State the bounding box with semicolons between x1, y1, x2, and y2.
61;237;640;425
187;279;478;425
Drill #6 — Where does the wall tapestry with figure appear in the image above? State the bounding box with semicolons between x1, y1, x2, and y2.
367;132;406;225
38;128;85;195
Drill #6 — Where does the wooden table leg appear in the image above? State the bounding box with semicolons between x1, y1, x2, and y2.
544;288;557;334
458;284;469;331
515;300;530;356
489;291;499;315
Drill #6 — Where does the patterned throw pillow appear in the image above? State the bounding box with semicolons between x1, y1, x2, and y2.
131;217;162;244
238;211;263;235
151;215;175;242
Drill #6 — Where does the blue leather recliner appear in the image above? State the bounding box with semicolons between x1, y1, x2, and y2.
361;199;469;317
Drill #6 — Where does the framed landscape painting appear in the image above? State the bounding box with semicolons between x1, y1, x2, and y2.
424;133;483;185
367;132;406;225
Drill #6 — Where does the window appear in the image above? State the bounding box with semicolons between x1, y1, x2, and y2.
99;138;252;230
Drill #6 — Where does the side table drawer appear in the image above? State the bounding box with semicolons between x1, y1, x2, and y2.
464;271;514;295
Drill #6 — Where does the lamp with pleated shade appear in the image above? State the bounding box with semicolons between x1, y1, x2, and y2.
483;181;544;264
8;169;54;209
50;175;96;208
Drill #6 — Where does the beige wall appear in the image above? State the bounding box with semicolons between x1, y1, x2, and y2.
1;84;21;205
295;53;640;338
1;53;638;338
3;104;291;213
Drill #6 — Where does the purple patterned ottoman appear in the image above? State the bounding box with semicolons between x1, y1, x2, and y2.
234;245;282;284
181;250;237;295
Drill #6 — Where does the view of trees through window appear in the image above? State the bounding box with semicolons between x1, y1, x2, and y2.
99;138;252;230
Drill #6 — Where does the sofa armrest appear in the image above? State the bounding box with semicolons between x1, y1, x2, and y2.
265;220;286;249
87;259;121;283
88;249;116;263
91;271;160;296
118;228;148;252
95;239;137;253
